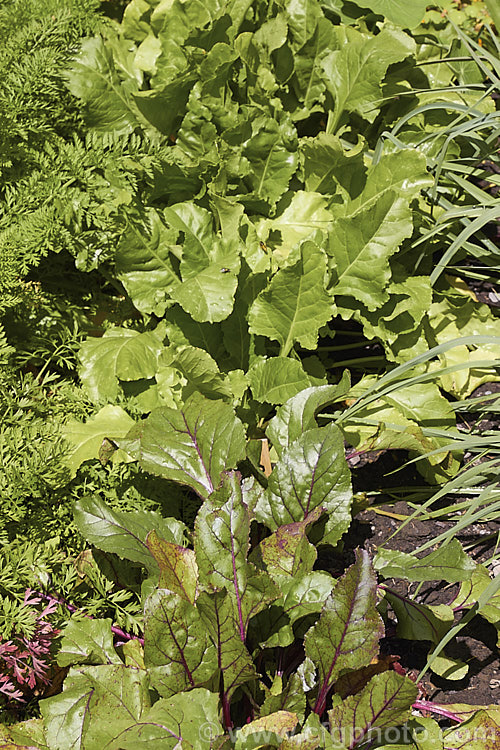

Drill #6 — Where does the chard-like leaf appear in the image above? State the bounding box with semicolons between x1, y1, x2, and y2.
321;27;415;130
41;668;221;749
165;202;240;323
73;496;186;574
443;709;500;749
328;672;418;747
144;589;217;696
235;711;299;749
257;507;323;582
282;571;335;625
146;530;198;604
64;36;144;134
384;592;453;644
120;392;246;498
249;357;326;405
305;550;384;715
374;540;476;583
266;376;350;456
255;192;332;263
115;210;180;316
172;345;232;400
194;472;251;639
197;590;257;700
241;115;298;206
248;241;334;356
57;618;122;668
255;423;352;545
62;405;135;477
328;150;432;311
301;133;366;198
360;0;428;28
78;326;164;403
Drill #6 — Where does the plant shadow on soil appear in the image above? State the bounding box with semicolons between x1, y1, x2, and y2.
329;443;500;707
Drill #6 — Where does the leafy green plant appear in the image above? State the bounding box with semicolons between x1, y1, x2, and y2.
3;391;491;748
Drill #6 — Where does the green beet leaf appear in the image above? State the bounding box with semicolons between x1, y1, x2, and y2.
328;150;432;311
41;666;221;749
301;132;367;199
248;241;335;356
374;539;476;583
384;593;454;644
328;672;418;747
255;423;352;545
304;550;384;715
64;36;145;134
357;0;429;28
78;326;165;403
197;589;258;700
172;345;232;400
115;209;180;316
120;392;246;498
165;201;240;323
249;357;326;405
321;27;415;131
146;529;198;604
257;506;324;583
266;376;351;456
62;405;135;477
57;617;122;668
73;496;186;575
144;588;218;696
194;472;253;635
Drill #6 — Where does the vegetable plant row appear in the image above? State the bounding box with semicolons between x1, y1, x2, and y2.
1;0;500;747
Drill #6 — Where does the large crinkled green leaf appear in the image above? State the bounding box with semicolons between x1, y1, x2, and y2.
194;472;253;639
345;274;432;363
73;496;186;574
328;150;432;310
144;589;217;696
374;539;476;583
426;292;500;397
304;550;384;715
285;0;323;50
384;592;454;643
254;423;352;545
57;618;122;668
328;672;418;747
257;507;323;583
248;241;334;356
62;405;135;477
341;381;458;483
248;357;326;405
78;326;165;403
41;666;222;749
241;115;298;207
266;375;351;456
358;0;429;28
321;27;415;130
146;530;199;604
120;392;246;498
163;202;240;323
64;36;145;134
115;210;180;316
301;132;366;198
292;17;337;114
255;192;332;264
172;345;232;400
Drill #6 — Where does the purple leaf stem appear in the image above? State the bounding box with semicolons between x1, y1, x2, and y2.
412;699;463;723
34;591;144;646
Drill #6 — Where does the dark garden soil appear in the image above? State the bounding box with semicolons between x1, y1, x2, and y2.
338;401;500;709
